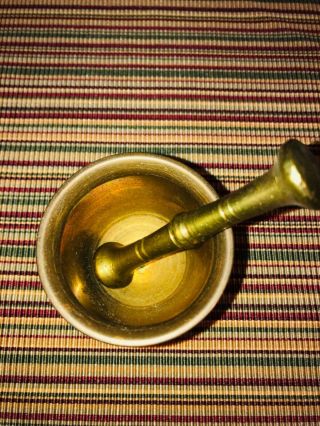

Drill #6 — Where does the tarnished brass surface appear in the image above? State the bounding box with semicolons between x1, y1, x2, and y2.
37;153;233;346
94;140;320;289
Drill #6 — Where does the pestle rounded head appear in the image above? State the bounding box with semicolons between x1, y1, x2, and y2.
93;242;134;289
276;140;320;210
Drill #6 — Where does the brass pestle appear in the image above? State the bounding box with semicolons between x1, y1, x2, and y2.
94;140;320;289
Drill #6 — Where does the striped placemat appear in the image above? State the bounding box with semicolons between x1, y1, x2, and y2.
1;1;320;424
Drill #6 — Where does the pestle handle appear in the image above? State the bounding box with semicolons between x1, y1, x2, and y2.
94;140;320;288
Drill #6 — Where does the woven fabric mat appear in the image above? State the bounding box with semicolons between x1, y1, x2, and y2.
1;1;320;425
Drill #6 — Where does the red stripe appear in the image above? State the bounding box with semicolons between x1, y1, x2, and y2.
1;90;319;104
1;4;320;14
0;178;69;183
1;111;319;123
1;40;319;52
0;211;43;218
0;281;41;289
5;300;319;310
0;74;315;86
0;412;318;423
3;22;320;35
0;259;36;265
1;240;36;246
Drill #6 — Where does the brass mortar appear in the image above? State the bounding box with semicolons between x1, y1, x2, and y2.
37;153;233;346
37;140;320;346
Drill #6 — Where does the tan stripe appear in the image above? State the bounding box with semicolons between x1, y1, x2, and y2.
0;149;276;164
1;121;315;132
2;328;318;343
1;54;319;69
0;130;317;145
2;86;319;101
2;74;317;92
2;17;320;31
0;166;300;185
3;96;319;115
2;360;319;378
2;72;319;87
0;180;62;190
1;381;318;397
1;256;319;267
2;289;320;305
1;337;319;352
1;17;317;31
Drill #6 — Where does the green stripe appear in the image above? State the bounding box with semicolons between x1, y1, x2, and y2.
3;390;319;401
2;66;319;80
2;13;278;22
0;123;319;136
0;352;318;367
2;300;318;312
0;141;279;155
1;196;51;206
3;28;320;42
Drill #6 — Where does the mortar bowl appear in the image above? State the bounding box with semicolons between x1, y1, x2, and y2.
37;154;234;346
